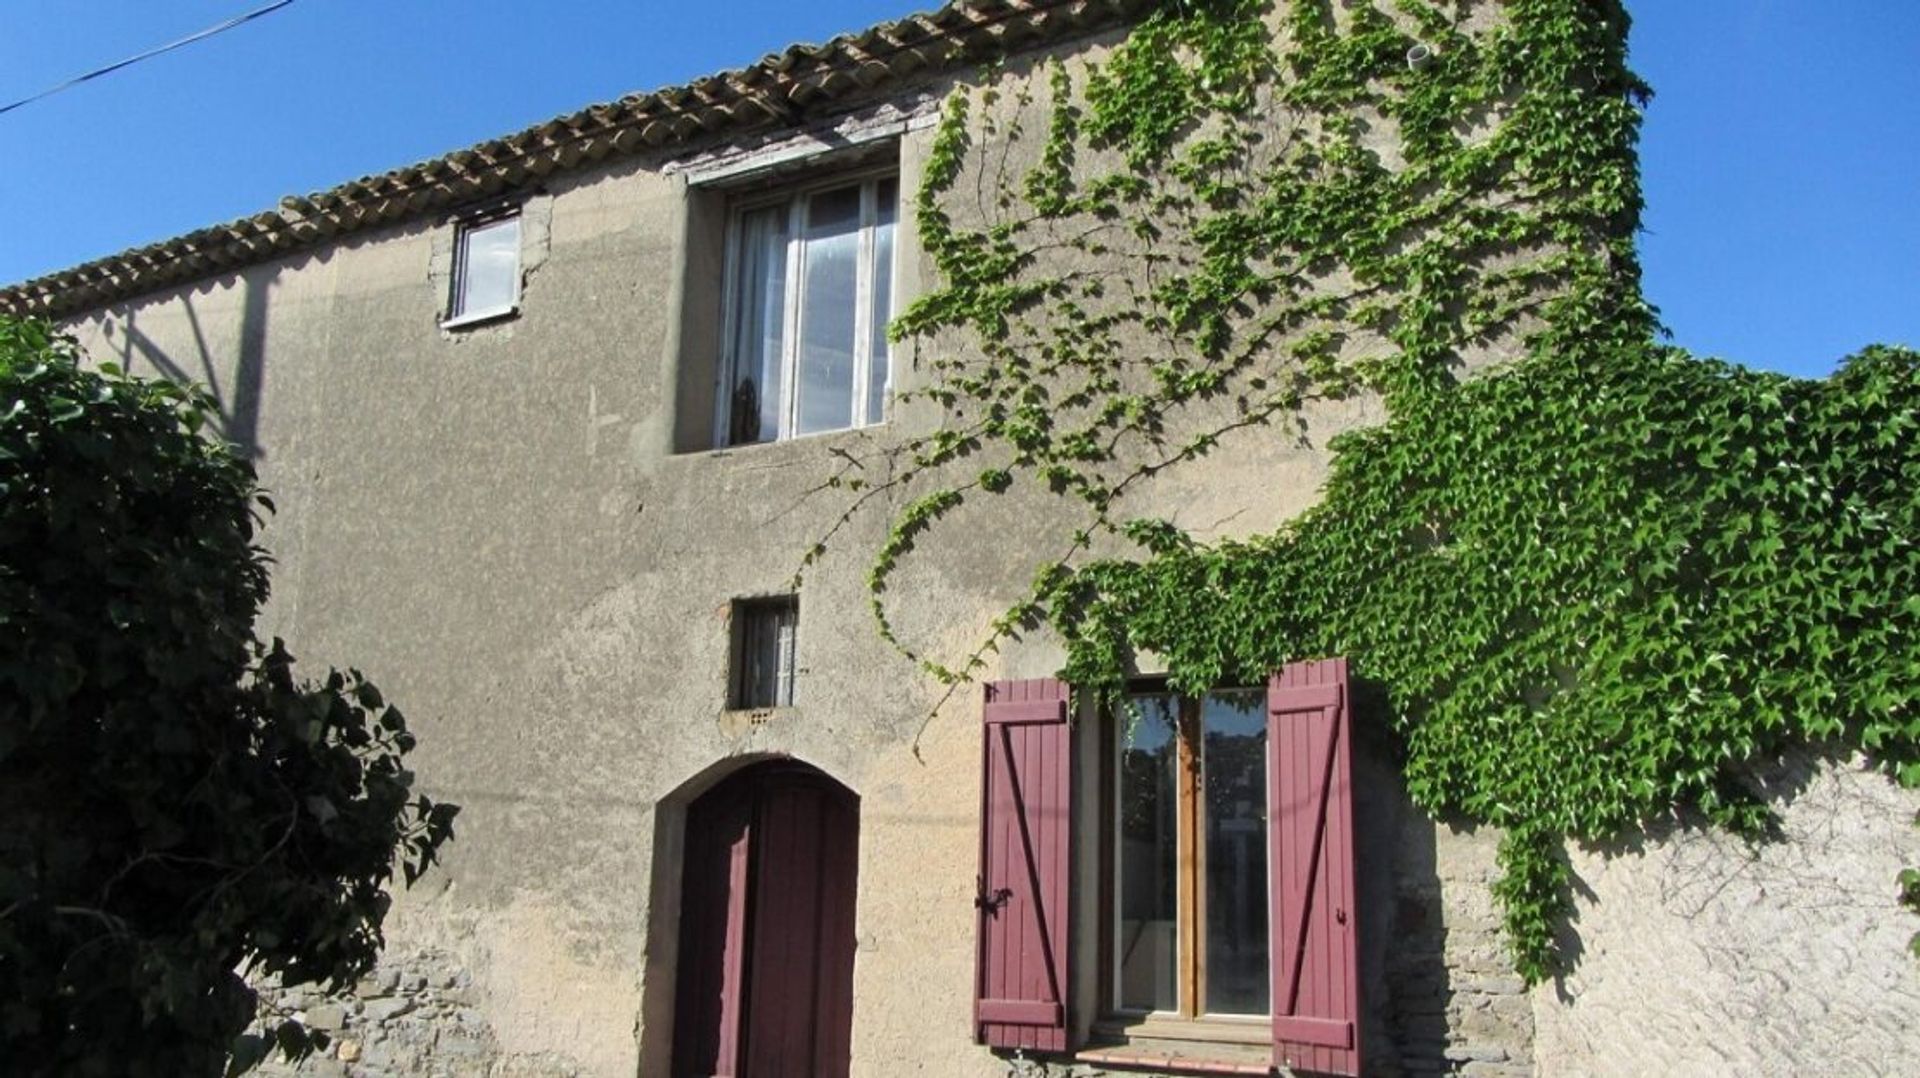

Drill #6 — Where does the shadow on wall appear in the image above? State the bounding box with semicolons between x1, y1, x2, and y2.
1351;678;1537;1077
100;263;275;461
1553;738;1906;1002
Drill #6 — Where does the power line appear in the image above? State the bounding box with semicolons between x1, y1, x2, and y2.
0;0;299;118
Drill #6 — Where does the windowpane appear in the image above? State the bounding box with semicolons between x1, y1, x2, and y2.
866;178;897;425
728;205;789;444
720;175;897;445
1117;696;1180;1013
732;598;798;708
455;216;519;318
1201;690;1269;1015
794;186;861;436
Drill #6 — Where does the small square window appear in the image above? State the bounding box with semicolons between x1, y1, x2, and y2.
446;211;521;325
729;596;798;709
718;174;897;446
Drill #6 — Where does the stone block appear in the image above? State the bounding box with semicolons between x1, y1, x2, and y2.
1460;974;1527;996
1444;1043;1510;1063
1460;1063;1533;1078
305;1004;347;1032
365;996;417;1022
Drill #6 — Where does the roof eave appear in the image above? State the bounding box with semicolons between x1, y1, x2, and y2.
0;0;1150;321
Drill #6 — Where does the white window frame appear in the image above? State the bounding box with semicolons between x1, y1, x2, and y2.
714;170;896;446
443;207;522;328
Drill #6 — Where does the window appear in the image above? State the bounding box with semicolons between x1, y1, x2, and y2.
446;210;521;325
719;174;897;445
973;663;1361;1075
729;597;798;708
1109;688;1270;1023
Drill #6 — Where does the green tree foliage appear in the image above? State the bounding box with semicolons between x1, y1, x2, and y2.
0;318;457;1076
818;0;1920;978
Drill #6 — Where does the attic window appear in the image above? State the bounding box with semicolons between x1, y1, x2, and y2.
730;596;798;709
444;209;521;327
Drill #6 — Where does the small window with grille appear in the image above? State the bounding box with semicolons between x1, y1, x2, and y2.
729;596;798;709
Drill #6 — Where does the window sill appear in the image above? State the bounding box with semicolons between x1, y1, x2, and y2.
705;422;886;456
1095;1015;1270;1046
1076;1017;1272;1076
1075;1037;1271;1076
440;305;519;330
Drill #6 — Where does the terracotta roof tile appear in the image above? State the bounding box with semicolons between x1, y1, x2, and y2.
2;0;1146;320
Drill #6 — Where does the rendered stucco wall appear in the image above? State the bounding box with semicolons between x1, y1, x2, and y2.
53;4;1920;1077
1533;752;1920;1078
47;27;1538;1078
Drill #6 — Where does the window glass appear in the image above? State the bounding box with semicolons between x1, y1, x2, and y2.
794;186;862;436
1201;690;1269;1015
729;206;789;444
731;598;798;708
719;173;896;446
1110;687;1273;1023
454;215;519;318
865;178;897;425
1116;696;1180;1013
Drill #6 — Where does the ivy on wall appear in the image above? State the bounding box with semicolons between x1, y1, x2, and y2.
816;0;1920;979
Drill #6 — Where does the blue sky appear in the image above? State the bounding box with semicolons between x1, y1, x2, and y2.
1;1;1913;378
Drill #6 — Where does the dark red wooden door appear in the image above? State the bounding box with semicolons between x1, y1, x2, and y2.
674;776;755;1077
742;771;860;1077
672;764;860;1078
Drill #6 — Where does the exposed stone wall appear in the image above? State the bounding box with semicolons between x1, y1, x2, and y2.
246;946;575;1078
1377;821;1534;1078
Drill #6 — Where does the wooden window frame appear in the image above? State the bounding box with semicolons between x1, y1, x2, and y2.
713;167;897;447
1097;686;1271;1043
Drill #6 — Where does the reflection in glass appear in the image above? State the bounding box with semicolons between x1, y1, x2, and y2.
865;178;897;425
457;216;519;318
1117;696;1179;1012
728;206;789;443
795;186;861;435
1201;690;1269;1015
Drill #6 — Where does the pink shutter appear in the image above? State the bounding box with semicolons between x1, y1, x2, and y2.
1267;658;1361;1077
974;678;1073;1052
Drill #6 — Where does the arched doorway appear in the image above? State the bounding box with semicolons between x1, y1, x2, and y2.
671;761;859;1078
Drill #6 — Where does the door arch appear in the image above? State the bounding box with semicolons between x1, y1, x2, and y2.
672;761;859;1078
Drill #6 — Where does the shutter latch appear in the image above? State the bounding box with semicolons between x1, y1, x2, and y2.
974;878;1013;914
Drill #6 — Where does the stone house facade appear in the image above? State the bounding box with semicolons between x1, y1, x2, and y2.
4;1;1915;1075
